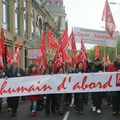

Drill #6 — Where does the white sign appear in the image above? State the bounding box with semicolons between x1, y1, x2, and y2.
27;49;40;59
0;72;120;98
74;27;118;47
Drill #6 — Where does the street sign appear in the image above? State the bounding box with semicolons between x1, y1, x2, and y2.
27;49;40;60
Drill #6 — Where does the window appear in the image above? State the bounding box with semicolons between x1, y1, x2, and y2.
2;0;10;30
46;0;51;6
15;0;20;35
36;16;42;42
56;0;61;7
24;0;28;39
31;10;35;39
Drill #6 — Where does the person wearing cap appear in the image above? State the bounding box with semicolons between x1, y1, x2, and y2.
91;58;103;114
107;55;120;115
0;64;6;112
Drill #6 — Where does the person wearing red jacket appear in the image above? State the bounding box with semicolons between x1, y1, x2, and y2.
27;64;42;116
107;55;120;115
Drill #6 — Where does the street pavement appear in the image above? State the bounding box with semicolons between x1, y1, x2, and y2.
0;98;120;120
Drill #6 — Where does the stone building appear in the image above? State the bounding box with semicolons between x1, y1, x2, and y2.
44;0;66;37
0;0;55;68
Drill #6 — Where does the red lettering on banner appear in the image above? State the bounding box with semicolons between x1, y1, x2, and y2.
0;81;52;95
73;75;113;90
116;73;120;86
103;75;113;88
69;76;71;83
57;77;67;91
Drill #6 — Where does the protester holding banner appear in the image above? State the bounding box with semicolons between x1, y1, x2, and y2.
5;63;13;111
74;61;86;114
107;55;120;115
9;61;26;116
91;58;103;114
56;66;65;115
64;62;73;106
27;64;42;116
0;64;6;112
44;60;57;115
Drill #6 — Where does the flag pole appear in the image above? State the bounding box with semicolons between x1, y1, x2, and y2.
115;31;118;58
103;31;107;72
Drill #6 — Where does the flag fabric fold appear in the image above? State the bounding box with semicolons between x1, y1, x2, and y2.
102;0;116;37
48;31;58;50
6;47;12;64
13;43;20;63
94;45;100;58
58;29;68;51
0;28;5;57
69;31;77;58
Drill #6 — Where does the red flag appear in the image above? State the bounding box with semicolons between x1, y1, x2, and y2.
0;28;5;56
53;49;64;71
94;45;100;58
102;0;116;37
0;50;3;67
59;29;68;51
40;32;46;55
75;51;87;70
6;47;12;64
69;31;77;58
13;43;20;63
48;31;58;50
63;51;72;63
38;56;47;75
75;51;85;64
74;40;87;70
36;55;42;63
38;32;47;74
81;39;86;54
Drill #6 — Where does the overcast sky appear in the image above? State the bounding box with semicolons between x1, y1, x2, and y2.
63;0;120;49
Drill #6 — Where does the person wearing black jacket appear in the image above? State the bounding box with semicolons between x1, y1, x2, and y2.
74;61;86;114
107;55;120;115
0;64;7;112
5;64;13;111
44;60;57;115
8;62;26;116
64;62;73;106
91;58;103;114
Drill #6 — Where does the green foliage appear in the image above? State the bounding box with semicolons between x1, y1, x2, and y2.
87;39;120;62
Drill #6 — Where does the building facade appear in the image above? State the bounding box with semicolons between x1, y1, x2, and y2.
44;0;66;38
0;0;55;68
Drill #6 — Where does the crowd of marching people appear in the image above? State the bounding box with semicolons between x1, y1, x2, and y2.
0;55;120;117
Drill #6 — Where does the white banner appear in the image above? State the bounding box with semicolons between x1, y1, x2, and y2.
0;72;120;98
74;27;118;47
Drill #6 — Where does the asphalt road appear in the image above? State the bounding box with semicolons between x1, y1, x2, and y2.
0;98;120;120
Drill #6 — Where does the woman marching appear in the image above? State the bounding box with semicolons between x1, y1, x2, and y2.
27;64;42;116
